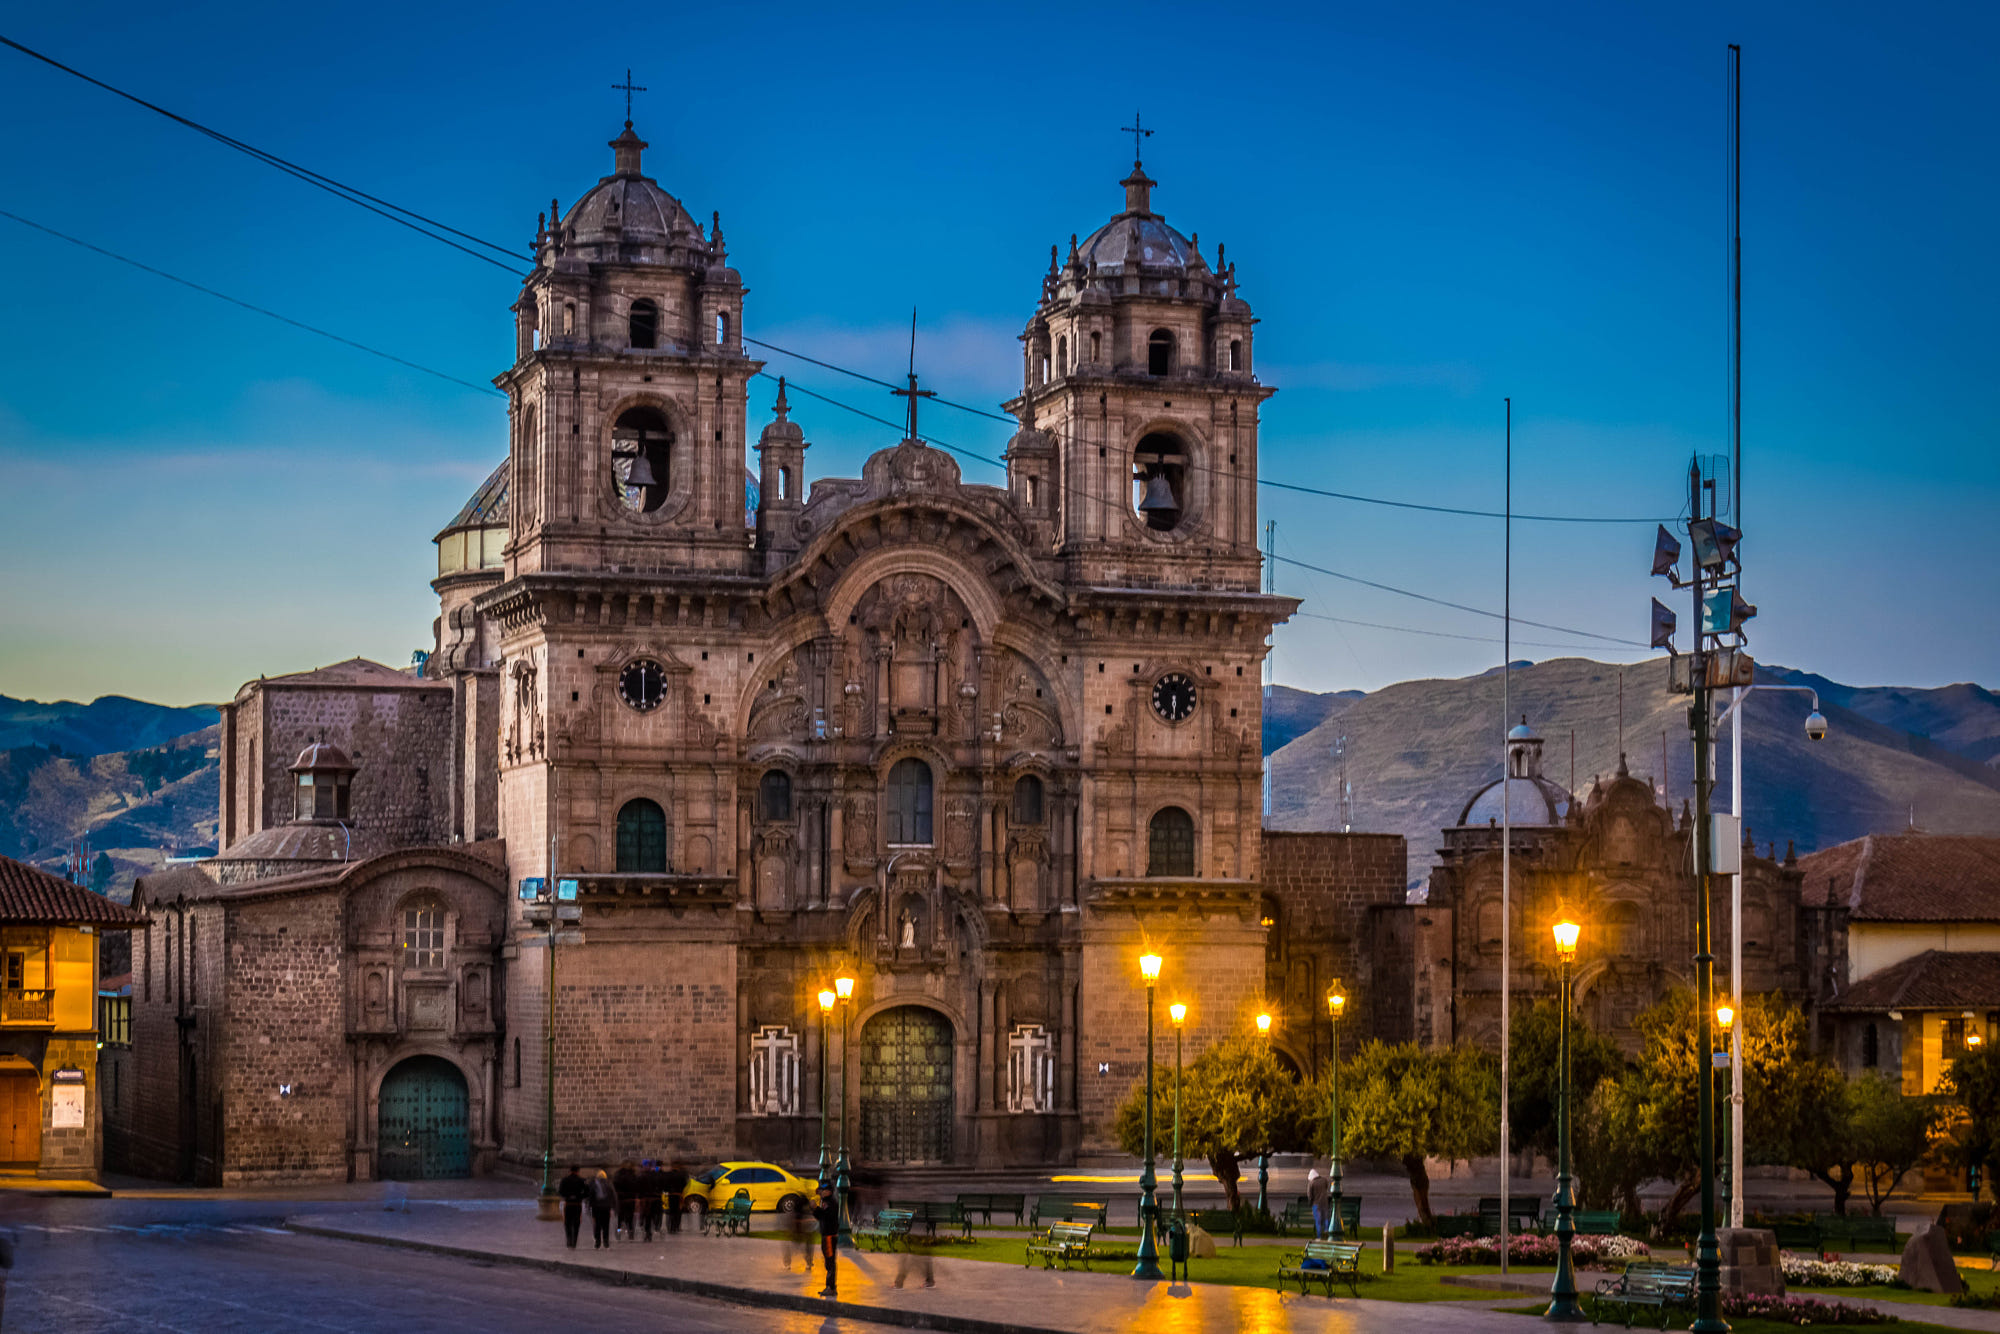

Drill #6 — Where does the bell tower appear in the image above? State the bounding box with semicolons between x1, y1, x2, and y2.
1003;156;1271;591
497;121;761;579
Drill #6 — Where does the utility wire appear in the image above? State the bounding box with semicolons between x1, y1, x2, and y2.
1295;610;1649;654
1269;552;1642;646
0;35;531;275
0;209;506;398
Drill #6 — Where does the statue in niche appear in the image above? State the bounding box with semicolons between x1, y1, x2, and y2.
899;908;917;949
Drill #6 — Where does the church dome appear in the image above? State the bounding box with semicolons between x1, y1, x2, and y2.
558;123;706;256
1076;212;1197;274
1459;776;1569;827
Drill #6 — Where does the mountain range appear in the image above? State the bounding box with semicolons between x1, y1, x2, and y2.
0;694;218;756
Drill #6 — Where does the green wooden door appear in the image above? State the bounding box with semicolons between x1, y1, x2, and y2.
378;1056;470;1180
859;1006;954;1164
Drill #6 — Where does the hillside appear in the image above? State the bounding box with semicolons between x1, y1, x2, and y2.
1266;657;2000;887
0;693;219;756
1262;684;1360;754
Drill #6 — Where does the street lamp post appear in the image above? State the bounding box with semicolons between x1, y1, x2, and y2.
1326;986;1346;1240
1134;952;1165;1280
816;989;835;1192
1255;1011;1273;1218
1546;917;1584;1322
834;972;855;1247
1716;1005;1736;1217
1169;1002;1187;1222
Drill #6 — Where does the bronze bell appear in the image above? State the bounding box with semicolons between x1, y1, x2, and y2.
624;450;659;488
1137;471;1179;515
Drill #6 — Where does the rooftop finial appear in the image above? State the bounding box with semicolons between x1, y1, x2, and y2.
773;377;790;421
1121;110;1154;168
611;68;648;123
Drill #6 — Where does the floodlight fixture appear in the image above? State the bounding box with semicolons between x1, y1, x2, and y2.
1651;598;1678;651
1688;518;1741;574
1652;524;1682;579
556;877;579;901
1701;587;1757;637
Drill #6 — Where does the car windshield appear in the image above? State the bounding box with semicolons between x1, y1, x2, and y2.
694;1167;723;1186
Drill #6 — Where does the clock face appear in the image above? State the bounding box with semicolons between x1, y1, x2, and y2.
618;658;667;713
1151;672;1197;723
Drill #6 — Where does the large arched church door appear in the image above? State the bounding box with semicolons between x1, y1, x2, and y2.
378;1055;470;1180
858;1006;954;1164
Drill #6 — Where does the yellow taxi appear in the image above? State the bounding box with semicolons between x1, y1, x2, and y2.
682;1160;818;1222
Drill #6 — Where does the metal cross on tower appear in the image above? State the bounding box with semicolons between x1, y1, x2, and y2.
612;69;648;122
889;308;936;442
1122;111;1153;164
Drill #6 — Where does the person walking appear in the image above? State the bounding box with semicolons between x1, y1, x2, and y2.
784;1194;815;1273
638;1159;665;1242
558;1165;589;1249
612;1160;639;1241
895;1232;936;1289
811;1185;841;1298
1306;1167;1330;1240
589;1168;617;1249
663;1160;690;1235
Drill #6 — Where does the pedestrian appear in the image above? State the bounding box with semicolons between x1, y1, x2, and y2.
589;1168;617;1249
1307;1167;1330;1239
558;1164;589;1249
663;1159;690;1234
895;1232;936;1289
811;1184;841;1298
784;1193;815;1273
613;1159;639;1241
638;1158;665;1242
0;1221;13;1323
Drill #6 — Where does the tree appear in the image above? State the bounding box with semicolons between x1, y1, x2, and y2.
1325;1040;1497;1227
89;851;114;896
1942;1046;2000;1200
1112;1033;1308;1211
1853;1073;1945;1215
1507;997;1628;1160
1575;1073;1665;1223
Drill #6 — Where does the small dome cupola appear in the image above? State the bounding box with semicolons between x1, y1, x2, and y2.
610;120;647;177
1506;715;1545;779
290;739;357;823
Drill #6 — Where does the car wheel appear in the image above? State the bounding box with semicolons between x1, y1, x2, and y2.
777;1194;805;1217
687;1198;707;1224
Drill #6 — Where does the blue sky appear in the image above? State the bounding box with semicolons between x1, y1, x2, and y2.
1;1;1994;707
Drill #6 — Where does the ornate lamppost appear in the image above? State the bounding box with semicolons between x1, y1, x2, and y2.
1254;1011;1274;1218
1326;985;1346;1240
1715;1004;1735;1218
835;971;855;1246
1169;1001;1187;1221
1133;951;1165;1279
816;988;835;1191
1546;916;1584;1322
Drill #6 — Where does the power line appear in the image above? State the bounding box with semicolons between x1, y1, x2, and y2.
1294;610;1649;654
1269;551;1644;646
0;35;531;275
0;209;506;398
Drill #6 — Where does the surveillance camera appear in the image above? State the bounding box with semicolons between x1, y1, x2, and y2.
1805;710;1828;742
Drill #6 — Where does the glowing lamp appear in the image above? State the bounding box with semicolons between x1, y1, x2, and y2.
817;989;836;1013
1327;990;1346;1019
1552;918;1581;962
1139;952;1163;982
1716;1004;1735;1033
834;974;855;1000
1169;1003;1187;1026
1255;1012;1272;1035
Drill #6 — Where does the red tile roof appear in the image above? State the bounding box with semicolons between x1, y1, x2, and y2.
0;856;147;926
1797;833;2000;921
1828;950;2000;1011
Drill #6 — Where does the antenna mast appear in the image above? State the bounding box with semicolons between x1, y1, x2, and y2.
1263;519;1276;820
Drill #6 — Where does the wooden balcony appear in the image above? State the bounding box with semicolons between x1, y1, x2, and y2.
1;989;54;1026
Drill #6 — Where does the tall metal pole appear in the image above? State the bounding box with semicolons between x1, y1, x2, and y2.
1328;1009;1344;1240
1172;1018;1184;1221
1547;948;1582;1320
1726;39;1747;1233
1133;980;1163;1279
1690;460;1727;1333
836;1003;852;1246
1499;396;1513;1274
541;917;556;1201
817;1002;831;1191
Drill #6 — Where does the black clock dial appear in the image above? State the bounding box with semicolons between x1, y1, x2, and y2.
1151;672;1197;723
618;658;667;712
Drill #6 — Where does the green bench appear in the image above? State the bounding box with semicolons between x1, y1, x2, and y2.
853;1207;915;1251
1276;1240;1363;1298
1277;1198;1318;1235
1434;1212;1483;1238
1182;1200;1244;1246
1590;1262;1696;1328
1542;1208;1623;1236
1815;1213;1899;1253
1771;1220;1819;1250
1277;1196;1362;1237
1478;1195;1543;1237
955;1192;1026;1226
703;1191;754;1237
1026;1220;1097;1270
893;1199;972;1239
1029;1195;1108;1229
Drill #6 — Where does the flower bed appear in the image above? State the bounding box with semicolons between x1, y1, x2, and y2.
1413;1233;1649;1266
1720;1291;1894;1325
1778;1251;1901;1287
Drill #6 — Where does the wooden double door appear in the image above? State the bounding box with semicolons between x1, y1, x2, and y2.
0;1070;40;1166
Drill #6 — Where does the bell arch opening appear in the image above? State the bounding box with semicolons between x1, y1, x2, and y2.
1132;432;1189;532
612;407;673;513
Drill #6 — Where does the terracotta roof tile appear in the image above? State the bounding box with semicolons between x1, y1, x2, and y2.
1829;950;2000;1011
1797;833;2000;920
0;856;147;926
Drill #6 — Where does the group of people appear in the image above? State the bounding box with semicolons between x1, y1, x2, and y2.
556;1160;692;1250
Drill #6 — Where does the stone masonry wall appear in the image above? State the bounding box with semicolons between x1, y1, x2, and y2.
1260;831;1410;1058
252;684;454;856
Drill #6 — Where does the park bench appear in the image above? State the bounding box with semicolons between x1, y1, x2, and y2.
955;1192;1026;1226
1029;1195;1108;1229
1277;1198;1318;1235
1590;1262;1696;1328
1814;1213;1898;1253
703;1191;754;1237
898;1200;973;1239
1276;1240;1364;1298
853;1208;916;1252
1478;1195;1543;1237
1770;1220;1819;1250
1026;1220;1097;1271
1181;1201;1244;1246
1543;1208;1624;1236
1433;1213;1483;1239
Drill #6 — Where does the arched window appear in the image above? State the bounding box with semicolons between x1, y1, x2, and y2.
886;759;934;845
1090;331;1101;362
1039;354;1050;385
1147;329;1174;377
1861;1021;1879;1068
1011;775;1044;825
716;311;730;346
616;798;668;872
402;901;444;970
563;303;576;335
777;466;791;501
1057;336;1067;370
760;770;792;822
1229;338;1242;371
1606;901;1642;957
629;298;659;349
611;406;672;513
1147;806;1195;877
1132;431;1189;532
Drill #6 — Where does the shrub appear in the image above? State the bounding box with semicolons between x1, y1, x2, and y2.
1778;1252;1900;1286
1720;1292;1893;1325
1412;1234;1649;1267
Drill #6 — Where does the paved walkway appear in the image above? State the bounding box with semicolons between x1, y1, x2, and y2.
288;1202;1537;1334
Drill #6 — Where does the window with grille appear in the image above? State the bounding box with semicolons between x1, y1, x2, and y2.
616;798;668;872
748;1025;801;1116
1943;1017;1968;1063
886;759;933;845
99;994;132;1047
403;905;444;970
760;770;792;822
1012;775;1044;826
1007;1024;1056;1114
1147;806;1194;877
